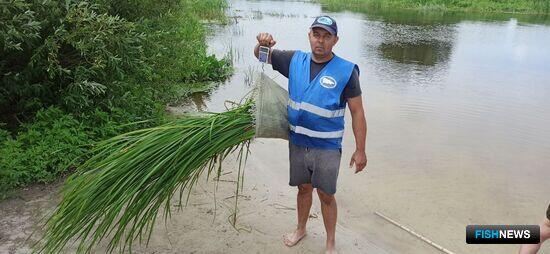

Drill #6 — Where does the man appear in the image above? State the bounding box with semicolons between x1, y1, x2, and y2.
519;204;550;254
254;15;367;254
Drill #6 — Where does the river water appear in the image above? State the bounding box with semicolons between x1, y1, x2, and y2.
194;0;550;253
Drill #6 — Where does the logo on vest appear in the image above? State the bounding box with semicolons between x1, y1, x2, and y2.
319;76;337;89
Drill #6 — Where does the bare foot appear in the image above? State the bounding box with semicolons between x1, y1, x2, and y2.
325;242;337;254
282;229;307;247
325;249;338;254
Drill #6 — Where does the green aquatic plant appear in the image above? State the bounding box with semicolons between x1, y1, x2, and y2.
37;100;255;253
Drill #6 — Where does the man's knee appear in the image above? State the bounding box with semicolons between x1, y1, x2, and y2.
298;184;313;195
317;189;335;205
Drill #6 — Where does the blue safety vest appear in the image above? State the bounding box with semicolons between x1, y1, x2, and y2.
287;50;357;149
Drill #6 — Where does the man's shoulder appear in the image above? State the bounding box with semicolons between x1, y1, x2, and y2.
271;49;300;78
334;54;356;66
334;55;360;76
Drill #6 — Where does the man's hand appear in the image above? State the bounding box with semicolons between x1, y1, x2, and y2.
349;149;367;173
347;96;367;174
256;32;276;47
254;33;276;63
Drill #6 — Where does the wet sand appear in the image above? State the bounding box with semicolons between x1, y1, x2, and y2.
0;139;393;254
1;135;548;253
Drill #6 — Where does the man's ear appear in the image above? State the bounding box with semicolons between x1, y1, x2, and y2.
334;36;339;45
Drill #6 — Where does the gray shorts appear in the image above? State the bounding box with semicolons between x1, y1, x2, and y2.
289;142;342;195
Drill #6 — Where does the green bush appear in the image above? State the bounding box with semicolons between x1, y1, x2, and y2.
138;5;232;85
1;0;150;120
0;0;230;196
0;107;91;193
1;0;229;122
0;128;9;143
0;103;165;196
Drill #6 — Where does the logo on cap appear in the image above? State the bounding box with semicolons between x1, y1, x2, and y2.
317;17;333;26
319;76;337;89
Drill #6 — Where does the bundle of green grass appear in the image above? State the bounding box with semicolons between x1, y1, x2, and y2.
37;100;254;253
37;74;288;253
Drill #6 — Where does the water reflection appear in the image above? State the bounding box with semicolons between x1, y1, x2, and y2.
378;41;452;66
190;93;208;112
378;42;452;66
362;16;457;87
371;12;456;66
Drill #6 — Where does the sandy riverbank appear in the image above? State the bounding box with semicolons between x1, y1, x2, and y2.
1;135;548;253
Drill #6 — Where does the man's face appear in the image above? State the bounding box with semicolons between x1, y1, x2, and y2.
308;27;339;58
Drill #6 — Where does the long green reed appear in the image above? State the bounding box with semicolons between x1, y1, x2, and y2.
37;100;255;253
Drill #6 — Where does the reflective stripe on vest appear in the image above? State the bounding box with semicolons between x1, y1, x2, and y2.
289;124;344;139
288;98;345;118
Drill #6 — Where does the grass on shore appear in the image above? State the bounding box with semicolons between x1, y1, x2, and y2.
318;0;550;14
